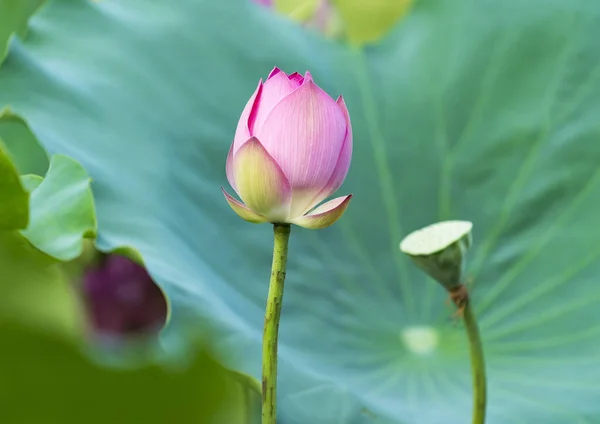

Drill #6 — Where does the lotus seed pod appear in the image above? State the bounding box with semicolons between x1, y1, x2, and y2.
399;220;473;291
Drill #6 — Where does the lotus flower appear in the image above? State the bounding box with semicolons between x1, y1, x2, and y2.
82;255;168;341
223;67;352;229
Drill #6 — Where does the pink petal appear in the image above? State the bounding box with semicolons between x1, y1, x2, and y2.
233;80;263;153
304;95;353;211
251;70;299;135
287;72;304;86
290;195;352;229
255;78;347;218
222;188;268;224
233;137;292;222
267;67;282;80
226;141;237;192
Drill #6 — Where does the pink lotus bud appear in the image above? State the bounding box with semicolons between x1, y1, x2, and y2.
82;255;168;342
223;68;352;229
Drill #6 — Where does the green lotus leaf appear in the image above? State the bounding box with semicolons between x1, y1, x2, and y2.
0;111;96;261
1;0;600;423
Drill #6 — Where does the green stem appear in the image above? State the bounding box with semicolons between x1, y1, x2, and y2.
463;298;487;424
262;223;291;424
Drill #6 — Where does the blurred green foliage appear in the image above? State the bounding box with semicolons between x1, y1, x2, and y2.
0;140;28;230
0;231;82;338
275;0;320;22
274;0;414;44
333;0;413;44
0;321;259;424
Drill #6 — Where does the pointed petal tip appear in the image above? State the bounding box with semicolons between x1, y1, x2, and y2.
247;82;264;135
291;195;352;230
267;67;282;79
238;136;265;154
242;136;267;150
233;79;264;151
303;70;313;82
222;188;269;224
337;94;352;132
288;72;304;86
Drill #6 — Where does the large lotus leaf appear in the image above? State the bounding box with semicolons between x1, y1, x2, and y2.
1;0;600;423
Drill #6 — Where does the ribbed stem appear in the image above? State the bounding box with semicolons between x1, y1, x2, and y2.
463;298;487;424
261;223;291;424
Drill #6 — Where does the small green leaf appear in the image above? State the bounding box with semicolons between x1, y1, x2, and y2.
0;138;28;230
0;108;49;175
19;173;43;192
0;0;44;65
20;154;97;261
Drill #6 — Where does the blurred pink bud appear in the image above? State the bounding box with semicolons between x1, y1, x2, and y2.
223;68;352;229
309;0;341;36
252;0;341;38
82;255;167;342
252;0;273;6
